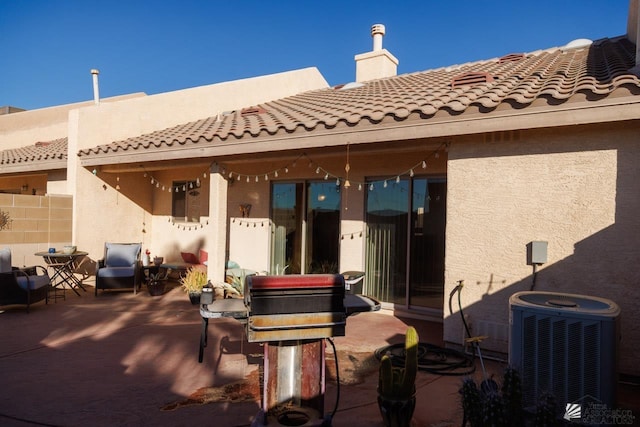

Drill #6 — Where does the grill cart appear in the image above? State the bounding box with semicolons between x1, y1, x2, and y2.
199;274;380;427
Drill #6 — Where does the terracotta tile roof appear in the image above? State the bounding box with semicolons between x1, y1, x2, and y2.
0;137;68;171
76;36;639;160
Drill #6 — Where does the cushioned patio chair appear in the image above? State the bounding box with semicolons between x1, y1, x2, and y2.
0;247;51;312
95;243;142;295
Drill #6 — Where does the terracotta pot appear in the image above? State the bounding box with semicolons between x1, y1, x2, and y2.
377;394;416;427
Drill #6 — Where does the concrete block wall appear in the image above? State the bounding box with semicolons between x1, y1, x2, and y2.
0;193;72;266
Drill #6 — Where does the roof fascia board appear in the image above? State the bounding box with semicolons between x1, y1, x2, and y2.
0;162;66;175
78;100;640;168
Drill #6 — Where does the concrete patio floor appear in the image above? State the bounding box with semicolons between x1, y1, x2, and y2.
1;282;638;427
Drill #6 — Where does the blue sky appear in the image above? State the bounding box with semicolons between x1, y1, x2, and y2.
0;0;631;111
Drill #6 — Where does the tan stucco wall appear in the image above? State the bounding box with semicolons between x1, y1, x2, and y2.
444;123;640;376
70;69;329;268
0;94;145;149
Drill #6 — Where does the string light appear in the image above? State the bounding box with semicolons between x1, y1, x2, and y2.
216;144;446;193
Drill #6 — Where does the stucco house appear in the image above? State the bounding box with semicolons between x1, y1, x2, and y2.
2;2;640;378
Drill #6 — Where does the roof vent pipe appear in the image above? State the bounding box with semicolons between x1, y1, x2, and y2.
371;24;385;51
90;69;100;105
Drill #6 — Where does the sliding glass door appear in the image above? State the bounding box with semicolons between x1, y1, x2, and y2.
365;177;446;310
271;181;340;275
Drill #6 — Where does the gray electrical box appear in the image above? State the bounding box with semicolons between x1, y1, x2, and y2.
527;241;548;265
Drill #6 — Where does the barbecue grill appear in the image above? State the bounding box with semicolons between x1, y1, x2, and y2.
199;273;379;427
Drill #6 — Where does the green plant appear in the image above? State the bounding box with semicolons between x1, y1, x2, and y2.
460;378;482;427
534;391;559;427
226;271;245;296
180;267;207;294
482;390;505;427
145;268;172;284
378;326;419;400
501;366;523;426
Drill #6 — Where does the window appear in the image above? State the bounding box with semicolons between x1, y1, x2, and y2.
172;180;201;222
365;176;446;310
270;181;341;274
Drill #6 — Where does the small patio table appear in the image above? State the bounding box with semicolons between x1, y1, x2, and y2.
35;251;88;296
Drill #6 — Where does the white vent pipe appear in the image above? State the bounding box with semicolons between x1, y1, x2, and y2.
91;69;100;105
371;24;385;51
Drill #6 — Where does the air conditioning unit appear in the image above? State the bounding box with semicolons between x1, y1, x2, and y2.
509;291;620;409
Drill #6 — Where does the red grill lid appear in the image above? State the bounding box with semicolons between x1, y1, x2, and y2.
248;274;344;290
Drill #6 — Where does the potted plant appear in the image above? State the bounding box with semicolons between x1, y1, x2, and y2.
378;326;419;427
145;268;172;296
180;267;208;304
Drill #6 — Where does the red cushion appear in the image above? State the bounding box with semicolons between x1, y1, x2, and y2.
180;252;199;264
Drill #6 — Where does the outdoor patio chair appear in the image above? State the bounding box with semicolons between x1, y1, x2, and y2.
95;243;142;295
0;247;51;312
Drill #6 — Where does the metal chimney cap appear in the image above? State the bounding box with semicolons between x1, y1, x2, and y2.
90;69;100;75
371;24;385;36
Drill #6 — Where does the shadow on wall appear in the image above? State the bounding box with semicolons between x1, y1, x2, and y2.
446;137;640;377
165;237;207;263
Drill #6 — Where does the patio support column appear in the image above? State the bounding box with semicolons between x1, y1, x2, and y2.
207;164;228;283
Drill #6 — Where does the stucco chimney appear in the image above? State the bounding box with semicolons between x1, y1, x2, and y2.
355;24;399;83
628;0;640;69
91;69;100;105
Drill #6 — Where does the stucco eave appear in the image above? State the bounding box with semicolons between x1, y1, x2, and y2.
0;162;66;176
77;99;640;168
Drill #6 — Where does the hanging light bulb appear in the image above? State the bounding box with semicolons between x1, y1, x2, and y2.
151;178;154;184
189;182;193;189
369;183;374;191
395;176;400;183
162;186;165;191
156;182;160;188
246;176;250;183
203;172;207;178
144;172;147;178
422;161;427;169
336;178;340;186
316;167;320;174
275;171;279;177
344;179;351;188
383;180;388;188
265;174;269;181
196;178;200;186
183;185;186;191
255;176;259;182
410;169;415;177
324;173;329;180
229;172;233;179
285;167;289;173
358;183;362;191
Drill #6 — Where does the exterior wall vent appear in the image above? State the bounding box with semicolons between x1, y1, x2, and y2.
498;53;525;63
241;106;267;116
451;72;494;88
